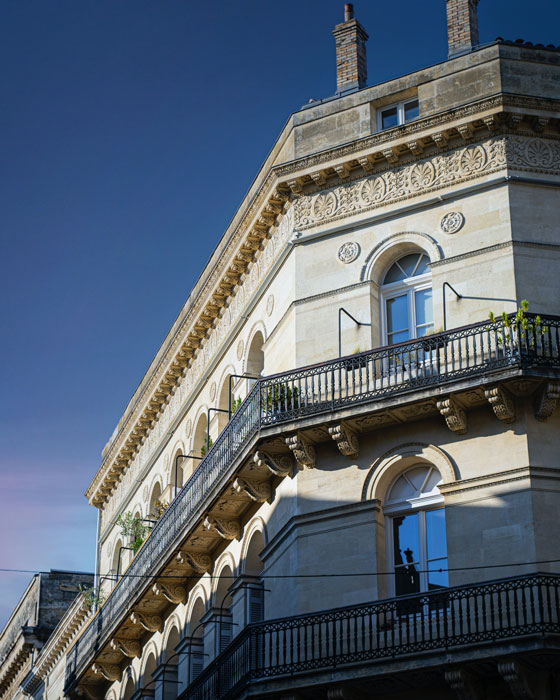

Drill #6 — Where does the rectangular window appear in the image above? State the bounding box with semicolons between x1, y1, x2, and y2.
379;98;420;131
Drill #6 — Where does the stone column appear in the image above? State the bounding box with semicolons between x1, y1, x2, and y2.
175;636;205;693
229;575;265;629
201;606;234;660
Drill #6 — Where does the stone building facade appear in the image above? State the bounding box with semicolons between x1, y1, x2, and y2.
21;1;560;699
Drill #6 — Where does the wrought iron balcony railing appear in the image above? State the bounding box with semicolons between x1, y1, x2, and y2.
65;314;560;688
178;573;560;700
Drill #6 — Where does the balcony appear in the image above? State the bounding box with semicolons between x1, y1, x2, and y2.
178;573;560;700
65;314;560;692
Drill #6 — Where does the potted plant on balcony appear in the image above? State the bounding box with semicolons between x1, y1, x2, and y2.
264;381;300;416
488;300;547;357
79;584;106;612
116;512;149;554
420;326;447;352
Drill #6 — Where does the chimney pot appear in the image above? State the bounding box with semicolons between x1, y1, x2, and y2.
344;4;354;21
333;6;368;94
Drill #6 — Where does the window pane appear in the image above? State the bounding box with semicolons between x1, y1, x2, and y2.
386;295;408;335
384;262;405;284
404;99;419;122
381;106;398;129
415;289;433;327
388;330;409;345
392;514;419;567
428;559;449;590
397;254;418;278
415;254;430;275
426;509;447;561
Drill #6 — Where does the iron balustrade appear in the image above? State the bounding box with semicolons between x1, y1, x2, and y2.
65;314;560;689
180;573;560;700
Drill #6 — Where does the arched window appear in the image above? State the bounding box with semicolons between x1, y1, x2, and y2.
381;252;433;345
384;465;447;597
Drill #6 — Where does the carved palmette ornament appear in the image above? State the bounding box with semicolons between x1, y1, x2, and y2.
152;582;186;604
534;381;560;420
176;551;212;573
92;663;121;682
253;450;292;476
203;516;241;540
129;611;162;632
285;433;316;468
484;385;515;423
109;638;141;658
436;398;467;435
232;477;271;502
328;422;359;458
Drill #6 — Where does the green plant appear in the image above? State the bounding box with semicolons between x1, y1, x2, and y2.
152;499;169;520
489;300;547;346
200;436;213;457
116;512;149;554
79;584;106;611
230;396;242;414
265;382;299;412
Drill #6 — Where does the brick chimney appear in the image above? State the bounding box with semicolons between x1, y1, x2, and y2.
446;0;480;58
333;4;368;95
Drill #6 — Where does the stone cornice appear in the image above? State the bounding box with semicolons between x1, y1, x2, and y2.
20;595;92;695
87;92;560;509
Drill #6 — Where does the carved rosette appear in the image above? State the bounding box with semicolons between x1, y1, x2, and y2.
92;664;121;682
110;638;141;658
203;516;241;540
440;211;464;234
253;450;293;476
337;241;360;264
534;381;560;420
484;385;515;423
176;551;212;572
152;582;186;604
285;434;316;468
328;422;359;458
130;612;162;632
232;477;271;503
436;398;467;434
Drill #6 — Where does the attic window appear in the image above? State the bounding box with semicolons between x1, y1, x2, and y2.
379;99;419;131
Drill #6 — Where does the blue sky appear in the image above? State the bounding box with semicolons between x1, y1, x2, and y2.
1;0;558;628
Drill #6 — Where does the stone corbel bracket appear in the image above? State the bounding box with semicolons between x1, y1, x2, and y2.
91;664;120;683
152;582;186;605
484;385;515;423
176;551;212;573
109;638;141;659
129;612;162;633
497;660;534;700
80;684;105;700
328;421;359;458
436;397;467;434
203;516;241;540
253;450;293;477
534;381;560;420
232;477;271;503
444;668;483;700
285;433;316;469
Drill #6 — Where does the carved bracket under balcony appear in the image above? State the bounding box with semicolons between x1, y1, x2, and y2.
130;612;162;633
152;582;186;605
203;515;241;540
437;398;467;434
328;422;359;458
497;661;534;700
286;433;316;468
485;385;515;423
176;551;212;573
253;450;293;477
444;668;483;700
92;663;120;682
534;381;560;420
232;477;271;503
109;638;141;658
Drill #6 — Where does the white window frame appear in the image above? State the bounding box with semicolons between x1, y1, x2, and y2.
380;273;432;346
377;98;419;131
383;466;447;599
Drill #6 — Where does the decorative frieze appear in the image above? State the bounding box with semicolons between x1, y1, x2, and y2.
285;433;316;468
437;398;467;434
484;385;515;423
534;381;560;420
328;422;359;458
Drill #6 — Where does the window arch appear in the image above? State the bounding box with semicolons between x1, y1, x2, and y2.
384;465;447;597
381;252;433;345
